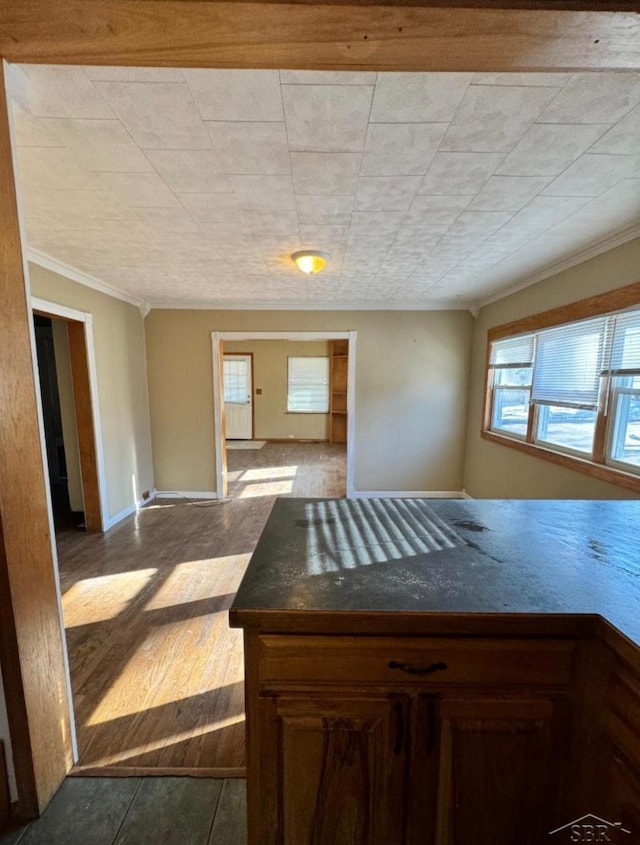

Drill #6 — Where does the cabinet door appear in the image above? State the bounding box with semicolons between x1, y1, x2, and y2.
273;693;409;845
430;696;569;845
606;753;640;837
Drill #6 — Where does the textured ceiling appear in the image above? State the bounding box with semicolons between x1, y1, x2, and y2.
7;65;640;310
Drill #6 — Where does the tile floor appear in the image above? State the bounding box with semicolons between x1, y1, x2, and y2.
0;777;246;845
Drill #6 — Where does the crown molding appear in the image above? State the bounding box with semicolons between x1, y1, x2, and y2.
26;249;149;315
145;298;474;312
476;224;640;310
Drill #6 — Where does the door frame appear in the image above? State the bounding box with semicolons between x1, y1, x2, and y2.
222;352;255;441
212;331;357;498
32;298;108;533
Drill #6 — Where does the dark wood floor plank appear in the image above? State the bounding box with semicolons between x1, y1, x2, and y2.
16;777;140;845
114;777;222;845
56;443;346;771
208;779;247;845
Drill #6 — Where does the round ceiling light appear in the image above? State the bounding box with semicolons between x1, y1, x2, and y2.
291;250;330;274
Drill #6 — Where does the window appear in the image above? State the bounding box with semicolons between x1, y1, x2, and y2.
484;290;640;492
223;357;249;403
287;357;329;413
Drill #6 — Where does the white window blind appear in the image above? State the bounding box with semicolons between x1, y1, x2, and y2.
490;334;535;367
610;310;640;374
531;316;607;409
287;357;329;413
223;358;248;404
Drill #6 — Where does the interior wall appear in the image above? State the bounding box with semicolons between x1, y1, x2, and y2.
146;309;474;494
29;263;155;520
50;320;83;512
223;340;330;440
464;237;640;500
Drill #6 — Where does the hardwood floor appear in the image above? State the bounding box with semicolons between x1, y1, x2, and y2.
57;443;346;775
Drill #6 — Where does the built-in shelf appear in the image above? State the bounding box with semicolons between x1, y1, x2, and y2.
330;340;348;443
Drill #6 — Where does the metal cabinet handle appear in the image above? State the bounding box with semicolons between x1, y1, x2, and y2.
393;702;404;754
388;660;448;676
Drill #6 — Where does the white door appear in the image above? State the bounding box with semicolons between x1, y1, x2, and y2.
223;354;253;439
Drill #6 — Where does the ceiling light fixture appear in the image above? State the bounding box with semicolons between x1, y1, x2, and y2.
291;250;330;274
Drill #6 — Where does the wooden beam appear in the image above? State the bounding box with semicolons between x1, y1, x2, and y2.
0;0;639;71
0;63;72;814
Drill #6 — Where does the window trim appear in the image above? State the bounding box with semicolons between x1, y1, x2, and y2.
482;280;640;495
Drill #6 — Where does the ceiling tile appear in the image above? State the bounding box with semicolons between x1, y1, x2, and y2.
469;176;551;211
298;224;349;247
229;175;296;212
496;123;610;177
539;72;640;124
279;71;377;86
183;69;283;121
40;118;154;172
441;85;559;152
290;152;360;196
98;172;182;207
11;104;62;147
542;154;640;196
296;195;354;226
507;195;590;228
420;152;504;195
591;105;640;155
472;73;573;87
84;67;186;82
405;195;471;224
350;212;405;236
134;207;200;232
95;81;210;149
283;85;373;152
16;146;100;191
177;192;246;223
145;149;231;193
361;123;447;176
355;176;423;212
205;122;290;175
17;65;114;118
370;73;472;123
446;211;513;239
245;210;300;234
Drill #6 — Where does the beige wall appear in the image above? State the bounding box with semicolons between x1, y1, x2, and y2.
145;310;474;493
224;340;330;440
464;238;640;500
29;263;155;520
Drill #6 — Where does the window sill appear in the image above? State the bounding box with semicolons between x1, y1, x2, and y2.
481;429;640;495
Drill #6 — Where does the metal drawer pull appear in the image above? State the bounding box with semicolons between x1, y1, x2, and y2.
388;660;448;675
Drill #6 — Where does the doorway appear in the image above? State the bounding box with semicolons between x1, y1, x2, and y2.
212;331;356;499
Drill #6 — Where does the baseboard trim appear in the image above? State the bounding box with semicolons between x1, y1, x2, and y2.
350;490;468;499
103;489;158;531
262;438;330;443
156;490;220;500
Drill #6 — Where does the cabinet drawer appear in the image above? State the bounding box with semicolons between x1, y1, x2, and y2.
257;635;575;688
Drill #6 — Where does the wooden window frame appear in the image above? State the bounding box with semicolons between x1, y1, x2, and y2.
482;280;640;495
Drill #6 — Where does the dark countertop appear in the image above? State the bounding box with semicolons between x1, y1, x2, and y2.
229;498;640;646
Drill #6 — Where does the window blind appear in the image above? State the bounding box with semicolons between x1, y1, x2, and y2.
288;357;329;413
531;317;607;409
609;309;640;374
490;334;535;367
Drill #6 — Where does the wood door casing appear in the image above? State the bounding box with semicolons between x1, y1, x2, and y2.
274;694;409;845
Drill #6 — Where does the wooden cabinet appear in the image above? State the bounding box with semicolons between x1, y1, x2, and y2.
330;340;348;444
246;633;573;844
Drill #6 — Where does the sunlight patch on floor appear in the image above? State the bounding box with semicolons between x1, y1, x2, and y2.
85;714;246;768
85;616;245;724
240;465;298;481
143;555;250;611
62;569;158;627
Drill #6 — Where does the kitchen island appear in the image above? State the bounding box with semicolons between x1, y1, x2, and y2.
229;498;640;844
